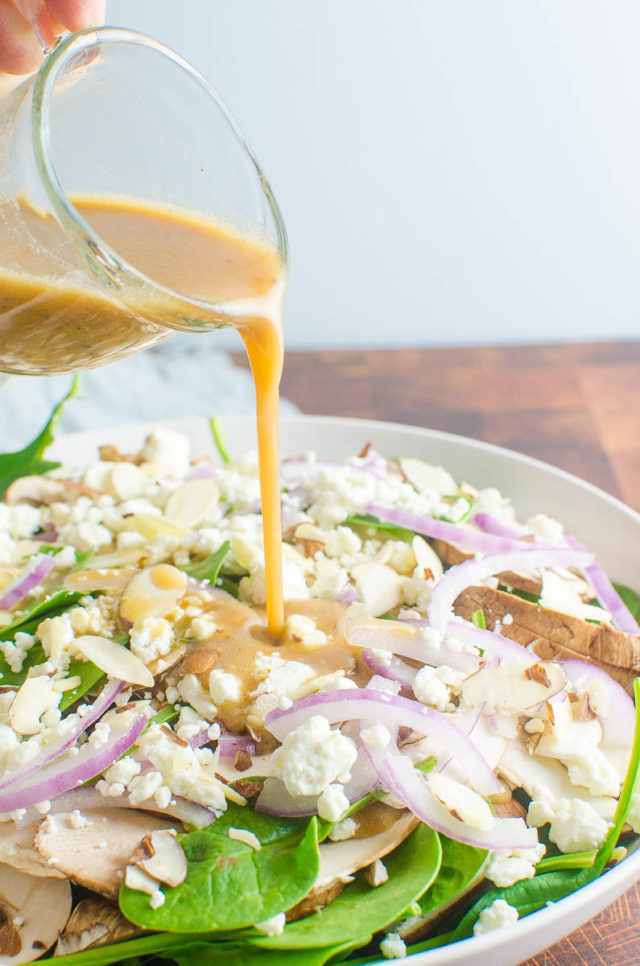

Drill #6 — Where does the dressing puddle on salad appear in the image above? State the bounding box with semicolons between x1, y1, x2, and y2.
4;200;640;966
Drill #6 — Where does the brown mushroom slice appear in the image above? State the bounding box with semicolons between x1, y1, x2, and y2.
34;809;179;899
131;829;187;887
454;585;640;675
0;821;66;879
0;862;71;964
287;807;418;921
55;898;141;956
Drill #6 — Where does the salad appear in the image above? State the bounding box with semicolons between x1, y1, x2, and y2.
0;385;640;966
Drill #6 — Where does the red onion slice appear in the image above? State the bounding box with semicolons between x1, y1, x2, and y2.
362;649;417;690
265;688;500;796
472;513;530;541
345;617;479;673
0;710;146;811
565;535;640;633
560;657;635;750
0;678;124;792
428;548;594;636
0;554;56;610
364;742;537;850
367;503;533;554
445;621;531;665
218;733;257;759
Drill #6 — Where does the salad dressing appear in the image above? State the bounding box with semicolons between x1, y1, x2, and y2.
0;195;288;635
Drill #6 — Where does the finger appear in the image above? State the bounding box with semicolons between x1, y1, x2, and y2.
0;0;43;73
35;5;64;48
44;0;104;31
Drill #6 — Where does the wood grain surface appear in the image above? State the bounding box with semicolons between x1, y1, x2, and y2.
232;338;640;965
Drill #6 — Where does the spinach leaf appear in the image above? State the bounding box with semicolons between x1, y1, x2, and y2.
181;541;230;584
346;513;415;543
418;835;487;918
470;609;486;630
59;660;105;711
614;581;640;621
0;376;79;499
248;823;441;951
173;941;356;966
209;415;231;464
0;588;83;642
316;790;385;843
119;803;320;932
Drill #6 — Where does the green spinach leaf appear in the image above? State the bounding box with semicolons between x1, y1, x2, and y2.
181;541;230;584
0;376;79;499
614;581;640;621
249;823;441;951
0;588;83;642
418;835;487;918
209;415;231;464
119;803;320;932
59;660;105;711
346;513;415;543
173;941;357;966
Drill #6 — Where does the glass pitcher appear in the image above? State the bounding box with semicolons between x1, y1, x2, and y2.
0;26;288;377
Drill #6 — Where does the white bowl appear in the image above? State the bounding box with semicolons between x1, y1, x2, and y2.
49;414;640;966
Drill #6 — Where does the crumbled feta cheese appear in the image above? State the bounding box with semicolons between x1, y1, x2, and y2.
283;614;328;649
360;723;391;750
0;632;35;673
143;429;191;479
473;898;519;936
189;615;218;640
380;931;407;959
130;617;174;666
254;912;286;936
150;889;165;909
527;797;609;853
485;843;545;888
209;669;242;705
413;665;463;712
328;817;357;841
270;715;357;797
317;783;349;822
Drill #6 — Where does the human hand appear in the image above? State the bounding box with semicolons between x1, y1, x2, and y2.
0;0;105;74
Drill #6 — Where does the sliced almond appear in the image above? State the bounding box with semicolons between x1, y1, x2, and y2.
4;476;67;506
9;678;60;736
351;562;403;617
164;480;220;529
427;772;494;830
73;635;154;687
125;515;188;540
105;464;148;501
133;830;187;887
64;567;137;594
120;565;188;624
399;458;457;497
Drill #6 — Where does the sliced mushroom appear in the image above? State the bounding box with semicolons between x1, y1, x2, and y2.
0;863;71;963
454;585;640;687
4;476;67;506
0;821;66;879
287;806;418;921
130;829;187;887
35;809;179;899
55;898;141;956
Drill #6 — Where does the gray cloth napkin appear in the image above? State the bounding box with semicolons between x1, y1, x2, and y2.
1;335;299;449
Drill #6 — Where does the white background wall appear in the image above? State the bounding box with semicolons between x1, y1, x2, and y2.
107;1;640;350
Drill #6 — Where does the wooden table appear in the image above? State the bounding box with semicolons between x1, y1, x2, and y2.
233;338;640;965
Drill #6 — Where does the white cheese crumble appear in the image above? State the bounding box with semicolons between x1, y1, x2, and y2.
527;797;610;853
473;898;519;936
254;912;286;936
380;931;407;959
270;715;357;797
485;843;546;888
317;783;349;822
